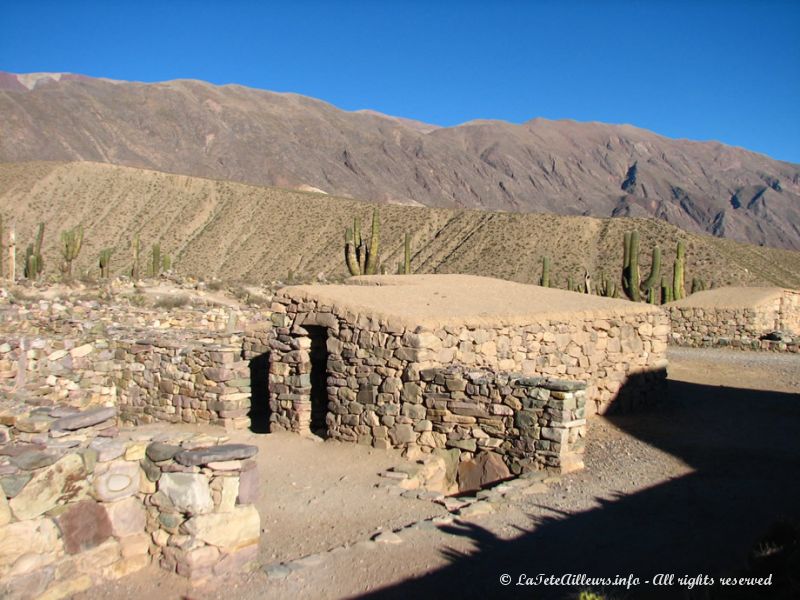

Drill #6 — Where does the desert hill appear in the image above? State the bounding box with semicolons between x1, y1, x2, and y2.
2;161;800;289
1;72;799;250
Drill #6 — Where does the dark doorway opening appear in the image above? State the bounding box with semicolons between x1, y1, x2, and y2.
306;326;329;437
248;352;271;434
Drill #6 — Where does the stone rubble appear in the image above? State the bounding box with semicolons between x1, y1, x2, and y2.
0;402;261;598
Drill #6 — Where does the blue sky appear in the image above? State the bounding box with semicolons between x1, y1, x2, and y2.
2;0;799;163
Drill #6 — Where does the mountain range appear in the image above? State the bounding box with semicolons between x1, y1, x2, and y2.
1;71;799;250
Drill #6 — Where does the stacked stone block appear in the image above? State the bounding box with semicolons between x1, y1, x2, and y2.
143;442;260;583
114;336;252;429
253;291;668;474
255;292;667;441
0;406;261;598
0;331;253;430
668;289;800;351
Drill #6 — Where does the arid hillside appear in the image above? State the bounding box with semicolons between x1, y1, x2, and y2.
2;72;800;249
2;161;800;289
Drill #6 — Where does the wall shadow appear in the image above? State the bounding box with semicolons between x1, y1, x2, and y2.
358;374;800;599
247;351;271;433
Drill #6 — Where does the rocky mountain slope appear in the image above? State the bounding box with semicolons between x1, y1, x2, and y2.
1;72;799;250
2;161;799;288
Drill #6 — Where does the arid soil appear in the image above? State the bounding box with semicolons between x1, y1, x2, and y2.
3;161;800;288
287;274;657;329
76;346;800;600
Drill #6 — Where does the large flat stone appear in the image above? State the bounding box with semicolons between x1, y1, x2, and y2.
0;518;61;572
477;451;511;487
0;473;31;498
55;500;113;554
9;454;87;520
158;472;213;515
89;438;126;462
104;496;146;537
174;444;257;466
457;459;483;494
237;460;259;505
10;450;59;471
145;442;181;463
457;451;511;493
182;505;260;550
51;407;117;432
0;493;10;526
94;460;140;502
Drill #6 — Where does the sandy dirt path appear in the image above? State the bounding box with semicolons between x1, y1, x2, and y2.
79;347;800;600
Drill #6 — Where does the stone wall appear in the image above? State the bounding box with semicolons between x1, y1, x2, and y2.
0;406;260;599
248;293;667;474
668;289;800;351
256;292;666;421
113;335;252;430
337;366;588;475
0;329;253;430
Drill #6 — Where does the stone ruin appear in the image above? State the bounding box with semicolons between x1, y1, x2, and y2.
0;274;671;597
248;275;668;476
668;287;800;352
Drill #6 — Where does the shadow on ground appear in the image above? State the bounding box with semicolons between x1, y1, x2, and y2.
358;376;800;599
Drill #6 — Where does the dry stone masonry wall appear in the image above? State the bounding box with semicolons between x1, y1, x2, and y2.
668;289;800;352
0;406;260;599
253;291;667;475
0;330;254;430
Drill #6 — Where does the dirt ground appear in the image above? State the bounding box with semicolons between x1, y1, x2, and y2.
78;346;800;600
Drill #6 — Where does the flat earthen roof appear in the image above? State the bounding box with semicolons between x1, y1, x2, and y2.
668;287;790;310
278;274;660;329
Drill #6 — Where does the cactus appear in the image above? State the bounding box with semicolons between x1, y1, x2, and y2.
403;232;412;275
364;208;380;275
7;226;15;282
32;222;45;278
151;243;161;277
344;209;380;276
690;277;706;294
23;222;45;279
661;276;674;304
344;228;359;276
131;235;141;280
60;225;83;277
162;254;171;273
641;246;661;292
24;244;42;280
567;275;576;292
622;230;641;301
673;240;686;301
597;272;617;297
98;248;114;279
539;256;551;287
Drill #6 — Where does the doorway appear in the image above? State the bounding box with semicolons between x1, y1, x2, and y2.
306;326;329;437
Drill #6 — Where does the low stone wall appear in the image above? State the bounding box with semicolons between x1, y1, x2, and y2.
0;330;253;430
251;291;669;474
0;407;260;599
350;366;587;475
114;335;252;430
255;293;667;437
668;288;800;351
